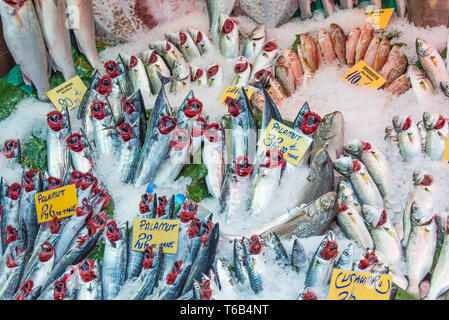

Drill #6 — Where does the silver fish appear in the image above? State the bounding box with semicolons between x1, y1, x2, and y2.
291;238;308;274
310;111;345;163
203;123;224;200
206;64;223;88
423;112;448;161
408;65;434;100
206;0;236;36
0;244;28;299
219;14;239;59
66;132;94;173
392;115;422;162
336;243;354;270
122;55;152;109
416;37;449;93
77;259;102;300
90;99;118;157
337;203;374;250
187;27;214;56
131;246;164;300
46;109;71;180
242;25;266;62
141;49;171;96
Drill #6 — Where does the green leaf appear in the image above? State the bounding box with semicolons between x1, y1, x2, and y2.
71;46;94;86
393;285;418;300
291;34;301;55
440;48;447;59
384;32;401;41
21;134;47;172
392;43;407;48
86;238;105;263
186;182;211;203
177;163;208;183
49;72;66;89
0;79;29;121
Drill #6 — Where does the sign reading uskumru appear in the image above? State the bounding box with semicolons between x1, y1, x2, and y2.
132;218;180;254
327;269;392;300
258;119;313;166
342;61;386;89
35;184;78;224
220;86;254;103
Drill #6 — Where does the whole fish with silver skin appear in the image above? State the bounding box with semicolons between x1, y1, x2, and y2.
170;61;191;94
266;232;289;267
117;120;145;184
337;180;362;212
291;239;308;274
187;27;214;56
336;203;374;250
305;232;338;289
37;265;79;300
344;139;391;198
406;202;437;298
408;65;434;100
206;0;236;36
221;192;338;241
131;246;164;300
310;111;344;162
46;109;71;180
330;24;347;66
90;100;118;157
299;0;313;20
416;37;449;91
157;261;192;300
77;259;102;300
141;50;171;96
233;239;250;285
242;24;266;61
34;0;76;81
395;0;407;18
426;216;449;300
203;123;224;200
219;14;239;59
177;29;202;62
66;132;94;173
336;243;353;271
1;182;22;252
102;221;128;300
423;112;448;161
206;64;223;88
65;0;103;71
191;65;207;87
0;244;28;299
231;56;253;87
392;115;422;162
240;236;264;294
122;55;152;109
361;205;402;267
346;26;361;66
334;157;383;208
402;171;434;248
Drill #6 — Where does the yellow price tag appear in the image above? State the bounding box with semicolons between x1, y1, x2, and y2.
442;137;449;163
220;86;254;103
258;119;313;166
342;61;386;89
35;184;78;224
365;8;395;29
328;269;393;300
46;75;87;111
132;218;180;254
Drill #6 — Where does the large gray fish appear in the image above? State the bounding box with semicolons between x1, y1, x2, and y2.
416;37;449;93
219;14;239;59
131;246;164;300
337;203;374;250
122;55;152;109
221;192;338;241
344;139;391;198
157;261;192;300
141;50;171;96
291;238;308;275
34;0;76;81
305;231;338;290
239;0;299;27
132;78;176;187
0;244;28;299
102;220;128;300
65;0;103;71
406;202;437;298
310;111;344;162
66;132;95;173
37;265;79;300
1;181;22;253
242;25;266;62
361;205;402;267
333;157;384;208
392;115;422;162
336;243;354;271
423;112;448;161
90;99;119;157
402;171;434;248
46;109;71;180
203;123;224;200
426;216;449;300
206;0;236;37
0;0;50;101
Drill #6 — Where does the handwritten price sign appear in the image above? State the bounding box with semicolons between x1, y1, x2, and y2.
365;8;394;30
46;75;87;111
342;61;386;89
132;218;180;254
258;119;313;166
220;86;254;103
35;184;78;223
442;138;449;163
328;269;392;300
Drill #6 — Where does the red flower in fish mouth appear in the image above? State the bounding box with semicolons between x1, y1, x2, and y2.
66;133;85;152
139;193;153;214
185;98;203;118
142;246;154;270
129;56;139;69
193;69;204;81
221;19;235;35
50;216;61;234
157;196;168;217
420;174;433;186
207;65;219;78
204;123;221;143
118;122;133;142
191;117;207;138
179;200;198;223
264;41;278;52
158;116;177;135
361;141;372;151
104;60;119;78
106;220;120;242
236;156;253;177
376;209;388;227
302;291;318;300
2;139;19;159
4;225;17;245
225;97;240;117
8;183;21;200
248;235;263;255
6;246;24;268
171;128;190;151
78;259;96;283
434;115;446;130
46;177;63;190
38;241;55;263
97;76;112;96
122;98;135;114
234;61;249;74
352;160;361;172
53;279;67;300
81;172;98;191
320;241;338;260
263;150;285;169
69;171;84;188
200;279;212;300
90;101;106;120
179;31;187;46
16;280;34;300
402;117;412;131
166;261;182;285
301;112;322;135
195;31;203;44
148;52;158;64
46;111;64;132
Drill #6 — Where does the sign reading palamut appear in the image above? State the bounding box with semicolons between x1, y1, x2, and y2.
35;184;78;224
132;218;180;254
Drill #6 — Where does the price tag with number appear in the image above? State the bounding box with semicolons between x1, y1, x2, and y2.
342;61;386;89
365;8;395;30
46;75;87;111
131;218;180;254
220;86;254;103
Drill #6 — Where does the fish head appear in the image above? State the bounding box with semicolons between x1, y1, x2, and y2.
441;82;449;97
344;139;364;157
104;60;119;79
139;192;153;214
423;112;439;130
158;116;177;135
319;231;338;261
416;38;431;57
22;169;40;192
357;248;379;271
233;238;246;260
118;122;133;143
185;98;203;119
361;205;387;228
80;172;98;191
317;111;344;140
235;155;253;177
310;148;332;179
262;149;285;170
166;260;183;285
250;24;266;41
301;112;322;135
2;139;20;159
78;259;96;283
337;180;355;199
192;67;205;82
5;244;25;268
45;177;63;191
339;243;354;262
66;133;86;152
204;123;222;144
333;156;352;176
410;202;434;225
392;115;412;133
46;111;65;132
413;170;433;187
178;199;198;223
219;14;236;35
6;182;21;200
38;241;55;263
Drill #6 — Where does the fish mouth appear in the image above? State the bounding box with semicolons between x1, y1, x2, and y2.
207;65;219;78
302;291;318;300
97;76;112;95
302;112;322;134
236;155;253;177
361;141;372;151
166;261;183;285
104;61;119;78
129;56;139;69
171;128;190;151
50;216;60;234
53;279;67;300
2;139;19;159
148;52;158;64
179;200;198;223
139;193;153;214
8;183;21;200
69;171;84;188
2;0;25;8
199;279;212;300
376;209;388;227
351;160;361;172
234;61;250;74
81;172;98;191
47;177;63;190
204;123;221;143
90;188;110;209
185;98;203;118
90;101;106;120
118;122;133;142
264;149;285;169
255;68;272;81
158;116;177;135
221;19;235;35
6;246;23;268
191;117;207;137
433;115;446;130
179;32;187;46
193;69;204;81
106;220;119;241
88;213;107;231
248;235;263;254
195;31;203;44
23;169;39;192
38;241;55;262
4;225;18;245
142;246;154;269
320;240;338;260
78;259;96;282
264;41;278;52
402;117;412;131
122;98;135;114
338;204;348;212
358;250;379;270
156;196;168;217
224;97;240;117
66;133;84;152
76;199;93;220
16;280;34;300
187;219;201;239
47;111;64;132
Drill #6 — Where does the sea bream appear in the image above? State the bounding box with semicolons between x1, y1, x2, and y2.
384;74;411;96
330;23;347;66
299;34;321;72
346;26;361;66
242;24;266;61
416;37;449;93
423;112;448;161
275;55;296;96
392;115;422;162
408;65;434;100
363;35;380;68
0;0;50;101
336;203;374;250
